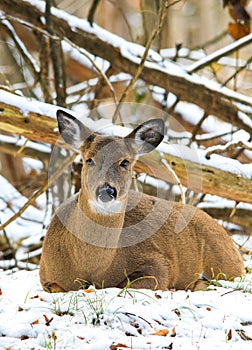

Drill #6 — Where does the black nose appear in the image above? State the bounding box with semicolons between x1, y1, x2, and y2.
96;183;117;202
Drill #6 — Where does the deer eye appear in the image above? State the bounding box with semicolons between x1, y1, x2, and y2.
120;159;129;168
86;158;95;166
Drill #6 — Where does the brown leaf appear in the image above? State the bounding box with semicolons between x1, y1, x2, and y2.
77;336;86;340
18;306;24;312
228;22;250;39
152;329;169;336
110;343;130;349
0;289;2;296
31;295;39;299
171;326;177;337
227;329;232;341
43;314;53;326
20;335;29;341
31;319;39;325
43;314;50;323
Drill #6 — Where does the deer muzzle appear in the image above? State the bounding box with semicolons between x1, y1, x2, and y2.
96;183;117;202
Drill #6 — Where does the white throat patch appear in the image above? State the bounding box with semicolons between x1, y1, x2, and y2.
89;199;123;215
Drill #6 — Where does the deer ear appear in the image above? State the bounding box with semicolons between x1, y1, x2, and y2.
126;119;164;155
57;110;92;150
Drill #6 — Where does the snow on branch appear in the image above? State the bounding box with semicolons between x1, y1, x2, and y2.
206;140;252;159
0;0;251;133
186;33;252;73
0;89;252;204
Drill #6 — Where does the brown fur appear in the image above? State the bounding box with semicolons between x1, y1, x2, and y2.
40;112;244;292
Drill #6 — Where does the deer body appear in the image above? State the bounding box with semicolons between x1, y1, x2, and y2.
40;111;244;292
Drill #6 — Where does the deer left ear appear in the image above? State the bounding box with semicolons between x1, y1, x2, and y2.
125;119;164;155
57;109;92;151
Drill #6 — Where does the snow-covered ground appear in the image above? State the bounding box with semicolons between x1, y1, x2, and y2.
1;269;252;349
1;174;252;349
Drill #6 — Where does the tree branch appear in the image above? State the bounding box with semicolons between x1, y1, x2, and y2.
0;152;76;232
0;0;251;133
0;90;252;204
186;33;252;73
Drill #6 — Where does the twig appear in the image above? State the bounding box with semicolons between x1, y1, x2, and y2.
107;0;134;42
186;33;252;73
190;112;209;144
205;140;252;159
191;30;228;51
160;155;185;204
112;0;171;124
0;153;77;232
63;37;119;108
0;19;51;99
45;0;66;106
222;55;252;87
14;138;29;157
87;0;101;26
195;129;239;142
0;14;59;41
229;202;239;219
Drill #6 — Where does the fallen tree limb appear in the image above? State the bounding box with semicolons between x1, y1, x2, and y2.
0;90;252;204
0;0;251;133
200;206;252;230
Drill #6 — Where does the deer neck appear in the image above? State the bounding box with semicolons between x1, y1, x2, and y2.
76;189;127;249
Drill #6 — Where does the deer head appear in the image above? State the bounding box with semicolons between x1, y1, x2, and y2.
57;110;164;215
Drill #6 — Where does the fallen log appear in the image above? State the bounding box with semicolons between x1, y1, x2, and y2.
0;89;252;204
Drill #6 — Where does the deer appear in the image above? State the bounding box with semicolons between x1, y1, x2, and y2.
40;109;244;292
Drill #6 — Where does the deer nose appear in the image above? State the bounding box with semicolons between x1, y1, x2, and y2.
96;183;117;202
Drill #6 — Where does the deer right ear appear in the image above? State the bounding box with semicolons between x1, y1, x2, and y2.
126;118;164;155
57;110;92;151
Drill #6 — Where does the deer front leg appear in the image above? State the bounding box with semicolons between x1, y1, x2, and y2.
117;262;173;290
42;282;67;293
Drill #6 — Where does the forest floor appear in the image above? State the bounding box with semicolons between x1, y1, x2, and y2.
1;176;252;350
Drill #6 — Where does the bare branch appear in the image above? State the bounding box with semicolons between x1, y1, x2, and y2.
0;152;77;232
0;0;251;133
186;33;252;73
1;90;252;204
112;0;169;123
45;0;66;106
206;140;252;159
87;0;101;26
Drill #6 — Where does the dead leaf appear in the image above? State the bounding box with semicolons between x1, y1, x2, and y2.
20;335;29;341
0;289;2;296
227;329;232;341
43;314;53;326
31;295;39;299
171;326;177;337
110;343;130;349
228;22;250;39
18;306;24;312
31;319;39;325
152;329;169;336
77;336;86;340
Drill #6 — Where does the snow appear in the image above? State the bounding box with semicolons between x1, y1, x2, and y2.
185;33;252;73
1;269;252;349
0;89;57;118
26;1;252;112
1;149;252;349
157;141;252;178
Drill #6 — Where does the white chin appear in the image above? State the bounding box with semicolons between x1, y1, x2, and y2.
89;199;123;215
